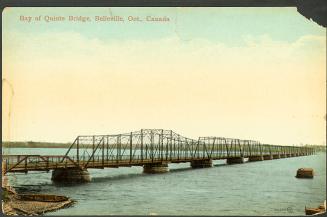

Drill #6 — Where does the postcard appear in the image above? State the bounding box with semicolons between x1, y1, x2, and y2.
2;7;326;216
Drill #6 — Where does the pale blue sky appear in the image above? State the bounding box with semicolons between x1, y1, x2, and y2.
3;7;325;45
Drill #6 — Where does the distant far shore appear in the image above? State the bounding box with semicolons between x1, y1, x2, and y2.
2;141;72;149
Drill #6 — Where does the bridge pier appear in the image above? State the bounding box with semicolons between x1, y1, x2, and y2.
51;168;91;183
227;157;244;164
263;155;273;160
248;156;263;162
143;163;169;174
272;154;280;159
191;159;212;168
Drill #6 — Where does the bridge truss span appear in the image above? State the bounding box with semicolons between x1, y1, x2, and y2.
2;129;316;174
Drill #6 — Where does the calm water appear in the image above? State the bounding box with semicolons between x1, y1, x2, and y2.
4;148;326;216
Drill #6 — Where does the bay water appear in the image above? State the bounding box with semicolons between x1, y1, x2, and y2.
4;148;326;216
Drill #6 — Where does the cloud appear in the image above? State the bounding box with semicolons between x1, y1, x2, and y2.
2;31;326;144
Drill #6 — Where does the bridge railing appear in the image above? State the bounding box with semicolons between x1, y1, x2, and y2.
2;155;79;174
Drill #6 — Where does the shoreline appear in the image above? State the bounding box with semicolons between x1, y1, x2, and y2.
2;186;75;216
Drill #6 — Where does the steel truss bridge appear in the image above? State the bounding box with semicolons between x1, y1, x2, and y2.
2;129;315;175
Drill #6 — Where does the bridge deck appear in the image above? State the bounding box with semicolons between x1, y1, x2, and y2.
2;153;309;174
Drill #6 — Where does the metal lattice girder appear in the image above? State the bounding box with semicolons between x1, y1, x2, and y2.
61;129;316;169
4;129;316;174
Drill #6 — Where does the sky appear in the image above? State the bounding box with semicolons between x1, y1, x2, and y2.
2;7;326;145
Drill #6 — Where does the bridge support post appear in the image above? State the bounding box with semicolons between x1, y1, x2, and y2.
272;154;280;159
191;159;212;168
143;163;169;174
248;156;263;162
227;157;244;164
51;168;91;183
263;155;273;160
